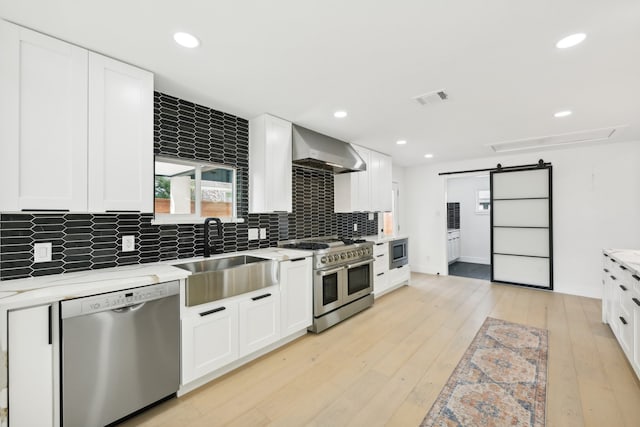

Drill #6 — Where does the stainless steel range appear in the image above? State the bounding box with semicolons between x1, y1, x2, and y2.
279;236;374;333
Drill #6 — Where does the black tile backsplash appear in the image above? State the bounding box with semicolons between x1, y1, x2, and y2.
447;202;460;229
0;92;377;280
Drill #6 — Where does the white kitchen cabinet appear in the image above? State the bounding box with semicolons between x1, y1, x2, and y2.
181;301;239;384
370;150;393;212
238;287;281;357
334;145;392;213
0;20;88;212
0;21;154;213
8;304;54;427
602;252;640;380
249;114;292;213
88;52;154;213
447;230;461;264
373;242;391;296
280;258;312;335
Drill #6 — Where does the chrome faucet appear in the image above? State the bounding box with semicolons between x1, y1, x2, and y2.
203;217;223;257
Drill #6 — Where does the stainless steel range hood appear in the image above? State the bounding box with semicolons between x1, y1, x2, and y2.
292;124;366;173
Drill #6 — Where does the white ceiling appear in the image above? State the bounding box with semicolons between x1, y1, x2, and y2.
1;0;639;167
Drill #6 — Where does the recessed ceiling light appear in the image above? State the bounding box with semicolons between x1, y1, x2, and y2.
554;110;572;118
173;32;200;48
556;33;586;49
424;153;434;159
396;140;407;145
334;111;347;118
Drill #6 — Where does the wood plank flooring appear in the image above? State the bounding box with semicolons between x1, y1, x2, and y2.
122;273;640;427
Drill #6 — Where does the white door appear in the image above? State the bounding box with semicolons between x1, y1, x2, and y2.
0;20;88;211
9;305;54;427
181;302;239;384
491;166;553;289
88;52;154;213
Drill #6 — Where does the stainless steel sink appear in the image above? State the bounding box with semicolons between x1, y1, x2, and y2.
174;255;279;306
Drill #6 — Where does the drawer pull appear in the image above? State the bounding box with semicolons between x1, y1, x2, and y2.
603;268;609;273
252;293;272;301
619;265;627;271
633;274;640;281
375;243;384;246
633;298;640;307
376;254;385;258
200;306;226;317
604;253;609;257
376;272;385;277
611;259;617;263
620;316;627;325
619;285;627;291
610;275;617;280
290;258;306;262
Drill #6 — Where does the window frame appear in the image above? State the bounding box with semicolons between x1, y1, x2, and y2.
475;189;491;214
152;156;241;225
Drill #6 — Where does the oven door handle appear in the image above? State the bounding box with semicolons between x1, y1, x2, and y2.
318;266;346;276
347;259;373;269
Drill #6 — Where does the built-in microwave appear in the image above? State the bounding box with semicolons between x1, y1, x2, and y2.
389;238;408;269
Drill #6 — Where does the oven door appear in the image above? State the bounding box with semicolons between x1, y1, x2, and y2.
343;259;373;304
314;266;346;316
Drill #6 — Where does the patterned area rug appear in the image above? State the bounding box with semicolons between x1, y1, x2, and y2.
421;317;548;427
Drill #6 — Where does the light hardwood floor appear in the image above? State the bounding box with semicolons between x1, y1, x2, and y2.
122;273;640;427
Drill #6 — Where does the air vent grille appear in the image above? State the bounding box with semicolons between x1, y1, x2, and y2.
414;89;449;106
489;126;623;153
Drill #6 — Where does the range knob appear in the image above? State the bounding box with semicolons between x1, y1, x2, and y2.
340;253;346;260
357;250;363;256
321;256;327;263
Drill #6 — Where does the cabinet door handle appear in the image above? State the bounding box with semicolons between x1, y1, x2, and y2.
603;268;609;273
619;285;627;291
632;298;640;307
620;316;627;325
252;293;272;301
290;258;306;262
376;272;385;277
610;275;617;280
200;306;226;317
619;265;627;271
48;305;53;345
611;259;617;263
376;254;385;258
633;274;640;281
375;243;384;246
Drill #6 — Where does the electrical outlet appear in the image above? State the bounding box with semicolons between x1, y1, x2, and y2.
122;235;135;252
259;228;266;239
248;228;259;241
34;242;52;263
353;223;358;232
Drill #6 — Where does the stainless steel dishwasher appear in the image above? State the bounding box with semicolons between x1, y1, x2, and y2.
60;281;180;427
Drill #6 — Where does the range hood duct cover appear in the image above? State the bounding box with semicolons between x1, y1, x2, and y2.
292;124;366;173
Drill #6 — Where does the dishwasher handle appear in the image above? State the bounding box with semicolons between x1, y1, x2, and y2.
111;302;146;313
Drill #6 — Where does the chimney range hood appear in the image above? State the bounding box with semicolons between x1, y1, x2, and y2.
292;124;366;173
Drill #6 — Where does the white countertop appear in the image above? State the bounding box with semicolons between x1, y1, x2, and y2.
361;234;409;244
0;247;312;310
604;249;640;276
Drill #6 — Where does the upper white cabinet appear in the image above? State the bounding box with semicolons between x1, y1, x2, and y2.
249;114;292;213
0;20;154;213
334;145;392;212
88;53;154;213
0;20;88;212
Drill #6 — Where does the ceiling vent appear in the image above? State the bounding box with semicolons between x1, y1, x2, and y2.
488;126;623;153
414;89;449;106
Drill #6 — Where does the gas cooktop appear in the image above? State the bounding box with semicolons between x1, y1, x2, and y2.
278;236;373;270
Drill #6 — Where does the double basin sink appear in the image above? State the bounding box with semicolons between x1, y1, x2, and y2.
174;255;279;306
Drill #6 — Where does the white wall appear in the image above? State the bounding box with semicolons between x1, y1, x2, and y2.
404;140;640;299
446;175;490;264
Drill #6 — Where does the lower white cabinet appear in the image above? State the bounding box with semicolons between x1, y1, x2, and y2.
447;230;461;264
181;301;239;384
280;258;313;335
8;304;54;427
239;288;281;357
602;252;640;380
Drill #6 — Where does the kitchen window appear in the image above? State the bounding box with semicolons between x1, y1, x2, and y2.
152;156;238;224
476;189;491;214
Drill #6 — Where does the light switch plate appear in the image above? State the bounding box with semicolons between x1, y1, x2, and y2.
259;228;266;239
122;235;135;252
248;228;259;241
34;242;52;263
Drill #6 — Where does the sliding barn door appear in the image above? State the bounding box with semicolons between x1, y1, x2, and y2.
490;166;553;289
